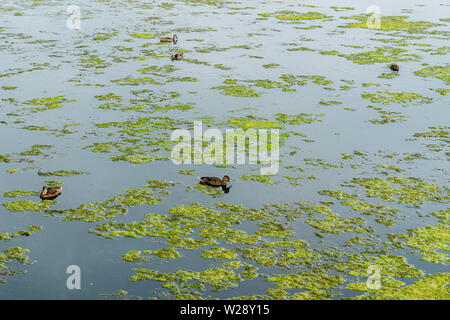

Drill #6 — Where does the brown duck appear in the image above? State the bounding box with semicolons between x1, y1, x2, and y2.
171;53;184;61
160;34;178;43
198;176;231;187
40;186;62;200
389;64;399;72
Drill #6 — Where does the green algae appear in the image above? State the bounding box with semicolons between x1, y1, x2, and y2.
361;91;432;105
22;96;73;112
130;33;156;39
433;88;450;95
256;222;294;238
201;247;237;260
37;170;86;177
261;11;331;21
262;64;280;69
367;106;406;124
3;190;40;197
319;100;342;106
48;182;173;222
6;168;18;174
306;213;373;238
267;270;344;300
0;226;42;241
388;221;449;264
123;250;152;263
2;200;54;212
189;184;225;196
178;170;195;175
378;72;399;79
361;273;450;300
340;15;442;33
240;175;279;185
0;247;33;283
414;65;450;85
351;176;448;208
212;83;260;98
340;47;421;64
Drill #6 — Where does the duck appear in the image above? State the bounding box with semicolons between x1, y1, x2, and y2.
160;34;178;43
40;186;62;200
198;176;231;188
389;64;399;72
171;53;184;61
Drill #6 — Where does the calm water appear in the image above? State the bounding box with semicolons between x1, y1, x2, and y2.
0;0;448;299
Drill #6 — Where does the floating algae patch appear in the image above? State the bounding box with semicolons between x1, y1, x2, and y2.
80;57;111;69
228;117;282;129
305;212;373;238
178;170;194;175
412;126;449;153
266;270;344;300
318;188;401;223
94;93;122;102
240;175;279;185
262;64;280;69
2;200;54;212
46;180;174;222
0;247;33;283
337;47;421;65
339;15;442;33
201;247;237;260
367;106;406;124
0;226;42;241
92;31;118;41
337;253;424;294
112;77;163;86
356;273;450;300
387;217;449;265
212;82;260;98
433;88;450;95
3;190;40;197
130;266;244;298
123;250;152;263
37;170;86;177
350;176;449;208
256;222;294;238
45;180;63;187
414;65;450;86
188;184;226;197
319;100;342;106
361;91;432;105
22;96;74;113
260;11;331;21
129;33;156;39
6;168;18;174
378;72;399;79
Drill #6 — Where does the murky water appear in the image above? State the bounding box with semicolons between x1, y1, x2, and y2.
0;0;449;299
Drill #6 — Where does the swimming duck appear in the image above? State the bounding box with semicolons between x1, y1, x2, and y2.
171;53;184;61
389;64;399;72
40;186;62;200
198;176;231;188
160;34;178;43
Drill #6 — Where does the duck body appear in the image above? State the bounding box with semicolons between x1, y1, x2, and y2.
171;53;184;61
389;64;399;72
40;186;62;200
160;34;178;43
198;176;231;187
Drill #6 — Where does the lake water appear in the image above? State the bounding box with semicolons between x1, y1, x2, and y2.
0;0;449;300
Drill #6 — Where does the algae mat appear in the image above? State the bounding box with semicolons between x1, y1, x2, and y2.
0;0;449;299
